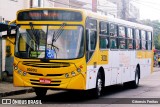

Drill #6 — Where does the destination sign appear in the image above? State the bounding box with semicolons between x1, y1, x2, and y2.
17;10;82;21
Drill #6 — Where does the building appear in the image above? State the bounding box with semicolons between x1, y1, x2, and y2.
0;0;89;79
0;0;30;80
83;0;117;17
97;0;117;17
108;0;140;21
0;0;30;22
31;0;86;9
128;1;140;22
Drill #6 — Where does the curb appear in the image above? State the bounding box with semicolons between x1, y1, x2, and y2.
0;88;34;97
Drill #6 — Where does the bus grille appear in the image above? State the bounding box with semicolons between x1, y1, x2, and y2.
28;72;43;76
22;61;70;68
28;72;63;76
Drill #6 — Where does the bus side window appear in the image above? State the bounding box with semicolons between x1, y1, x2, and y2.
118;26;126;49
109;23;117;37
100;36;109;49
99;21;109;49
127;28;134;49
90;30;97;50
110;23;118;49
147;31;152;50
141;30;146;50
86;18;97;62
100;21;108;35
135;29;140;50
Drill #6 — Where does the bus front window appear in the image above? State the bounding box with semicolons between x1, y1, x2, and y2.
15;25;84;59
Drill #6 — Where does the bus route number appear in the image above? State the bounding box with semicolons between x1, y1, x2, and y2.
101;55;107;61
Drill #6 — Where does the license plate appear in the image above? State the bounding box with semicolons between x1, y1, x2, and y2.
39;78;51;84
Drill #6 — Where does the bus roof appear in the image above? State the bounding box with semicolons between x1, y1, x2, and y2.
82;10;153;31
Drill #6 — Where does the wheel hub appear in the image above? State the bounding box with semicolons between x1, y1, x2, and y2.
97;79;102;95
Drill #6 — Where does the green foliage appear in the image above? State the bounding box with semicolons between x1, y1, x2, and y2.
140;19;160;49
154;35;160;50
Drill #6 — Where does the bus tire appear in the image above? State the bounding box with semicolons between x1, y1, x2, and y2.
130;67;140;88
124;67;139;88
34;87;47;98
93;72;103;98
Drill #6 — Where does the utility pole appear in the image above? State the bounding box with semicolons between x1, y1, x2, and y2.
122;0;127;20
92;0;97;12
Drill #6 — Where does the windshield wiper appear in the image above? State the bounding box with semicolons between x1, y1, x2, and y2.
29;22;40;57
48;23;66;58
52;23;66;42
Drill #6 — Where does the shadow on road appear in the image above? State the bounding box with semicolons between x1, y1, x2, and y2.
21;84;139;104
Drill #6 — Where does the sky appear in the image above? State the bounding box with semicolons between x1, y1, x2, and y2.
133;0;160;20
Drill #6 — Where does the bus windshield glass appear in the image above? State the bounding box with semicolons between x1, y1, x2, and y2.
15;25;84;59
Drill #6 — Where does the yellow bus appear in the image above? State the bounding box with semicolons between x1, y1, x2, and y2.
10;8;153;98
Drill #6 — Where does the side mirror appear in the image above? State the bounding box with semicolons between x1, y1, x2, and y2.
7;26;11;36
6;46;11;57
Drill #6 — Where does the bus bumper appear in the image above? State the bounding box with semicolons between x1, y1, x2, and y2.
13;71;86;90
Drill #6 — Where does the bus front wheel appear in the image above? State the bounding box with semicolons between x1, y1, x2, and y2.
34;87;47;98
92;72;103;98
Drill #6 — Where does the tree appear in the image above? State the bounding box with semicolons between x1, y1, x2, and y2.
140;19;160;49
154;35;160;50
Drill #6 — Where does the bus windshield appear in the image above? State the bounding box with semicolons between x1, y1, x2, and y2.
15;25;84;59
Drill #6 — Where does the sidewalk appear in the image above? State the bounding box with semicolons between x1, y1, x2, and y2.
0;76;34;97
154;67;160;72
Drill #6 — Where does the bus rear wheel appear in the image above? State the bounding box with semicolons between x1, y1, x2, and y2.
130;67;139;88
124;67;139;88
34;87;47;98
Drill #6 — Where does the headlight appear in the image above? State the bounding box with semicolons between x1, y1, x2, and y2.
65;73;69;78
77;68;81;72
23;72;27;76
18;69;22;75
71;71;76;76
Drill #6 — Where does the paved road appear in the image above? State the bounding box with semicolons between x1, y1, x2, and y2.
1;67;160;107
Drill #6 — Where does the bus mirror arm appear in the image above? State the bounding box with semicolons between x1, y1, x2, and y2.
7;20;16;36
7;37;15;45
